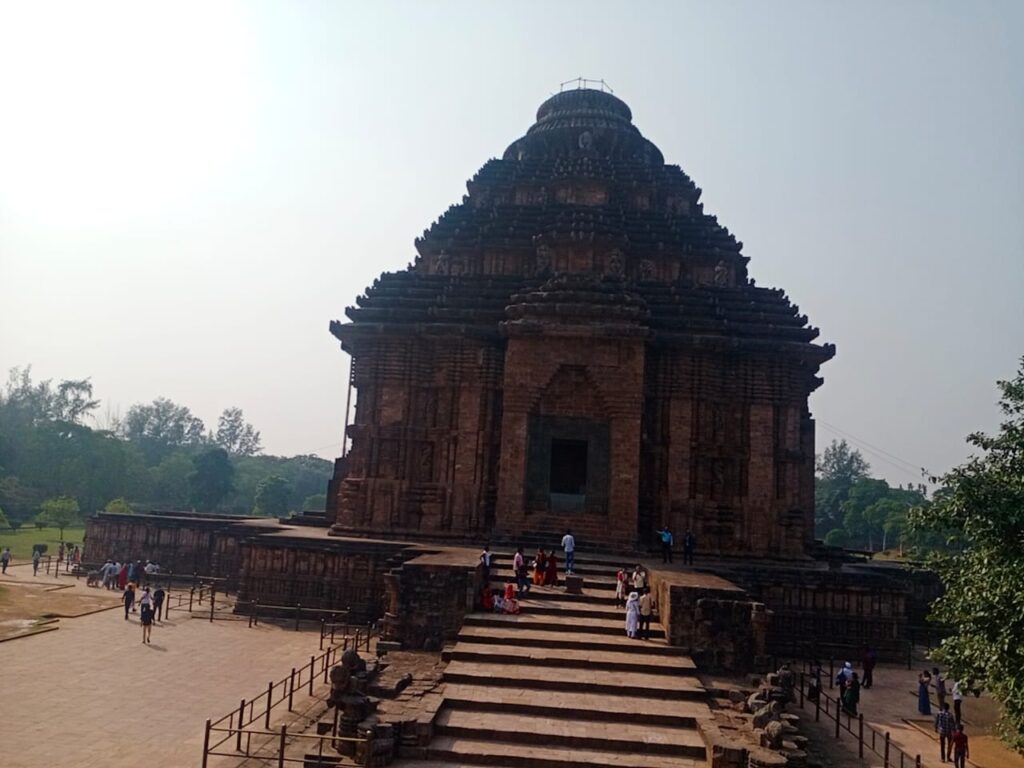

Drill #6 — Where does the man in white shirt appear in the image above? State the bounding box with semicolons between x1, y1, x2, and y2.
952;680;964;723
561;530;576;575
512;546;529;596
479;545;493;583
632;565;646;591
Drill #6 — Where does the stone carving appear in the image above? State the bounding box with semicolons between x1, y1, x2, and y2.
578;131;594;150
328;649;373;758
449;255;466;276
638;259;655;281
714;259;729;287
434;251;450;275
605;248;624;278
535;244;553;276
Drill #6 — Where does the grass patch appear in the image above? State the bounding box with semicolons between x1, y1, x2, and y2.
0;526;85;561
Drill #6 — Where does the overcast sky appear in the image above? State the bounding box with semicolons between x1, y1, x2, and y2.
1;1;1021;487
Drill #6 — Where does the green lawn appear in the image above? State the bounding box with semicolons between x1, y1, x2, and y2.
0;526;85;561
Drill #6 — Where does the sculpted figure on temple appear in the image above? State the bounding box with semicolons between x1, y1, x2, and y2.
578;130;594;150
714;259;729;287
605;249;624;278
638;259;655;281
535;245;553;276
434;251;450;275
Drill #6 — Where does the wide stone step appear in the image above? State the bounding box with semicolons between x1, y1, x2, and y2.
457;625;680;655
434;709;707;759
464;612;665;638
441;683;707;727
444;642;694;676
425;735;705;768
487;583;617;603
489;570;618;591
442;660;706;700
516;597;624;619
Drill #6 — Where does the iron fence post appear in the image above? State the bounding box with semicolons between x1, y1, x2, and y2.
278;725;287;768
834;693;840;738
859;714;864;758
309;656;315;695
237;699;246;750
289;667;296;711
884;731;891;767
210;586;215;622
201;719;211;768
320;618;325;650
265;681;273;729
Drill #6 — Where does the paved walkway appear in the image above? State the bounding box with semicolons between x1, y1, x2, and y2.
0;595;331;768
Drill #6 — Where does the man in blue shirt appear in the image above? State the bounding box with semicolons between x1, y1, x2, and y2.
660;526;674;563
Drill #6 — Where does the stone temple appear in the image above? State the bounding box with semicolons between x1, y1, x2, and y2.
87;88;932;675
326;87;834;557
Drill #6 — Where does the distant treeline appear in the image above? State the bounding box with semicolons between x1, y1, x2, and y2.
0;366;331;528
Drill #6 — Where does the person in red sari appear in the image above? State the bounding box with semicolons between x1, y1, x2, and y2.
544;550;558;586
532;548;547;585
503;582;520;613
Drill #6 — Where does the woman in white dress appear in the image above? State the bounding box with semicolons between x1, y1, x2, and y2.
625;591;640;638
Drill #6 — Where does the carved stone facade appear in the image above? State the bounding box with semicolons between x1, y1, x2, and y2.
329;88;833;557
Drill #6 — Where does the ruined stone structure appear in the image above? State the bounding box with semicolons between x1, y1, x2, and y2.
329;88;834;556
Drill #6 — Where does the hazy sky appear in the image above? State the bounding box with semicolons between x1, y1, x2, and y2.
1;1;1021;487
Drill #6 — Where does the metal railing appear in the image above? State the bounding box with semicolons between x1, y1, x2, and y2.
797;667;923;768
200;627;378;767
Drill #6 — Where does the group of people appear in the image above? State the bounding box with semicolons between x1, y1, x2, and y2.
97;558;160;590
56;542;81;569
658;526;697;565
477;530;578;613
919;667;971;766
119;579;166;643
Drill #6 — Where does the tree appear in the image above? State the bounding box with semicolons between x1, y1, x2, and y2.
104;497;133;515
302;493;327;512
120;397;206;461
188;448;234;511
909;357;1024;747
0;505;9;530
823;528;849;547
215;407;262;456
815;440;870;534
253;475;290;517
52;379;100;424
37;495;81;538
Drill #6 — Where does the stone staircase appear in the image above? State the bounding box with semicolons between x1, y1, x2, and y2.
397;554;711;768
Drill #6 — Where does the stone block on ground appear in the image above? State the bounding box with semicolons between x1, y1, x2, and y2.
564;574;584;594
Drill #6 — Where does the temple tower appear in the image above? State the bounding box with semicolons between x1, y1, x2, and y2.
328;87;834;557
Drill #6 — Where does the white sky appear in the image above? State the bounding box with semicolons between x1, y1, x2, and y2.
1;1;1021;486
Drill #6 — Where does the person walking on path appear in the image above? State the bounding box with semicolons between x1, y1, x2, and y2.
624;591;640;639
140;601;154;643
936;703;956;762
862;646;877;689
561;530;575;575
682;529;696;565
952;680;964;723
660;525;673;563
513;547;530;597
918;669;933;715
123;584;135;620
32;548;41;576
951;724;969;768
934;667;947;710
638;588;654;641
1;546;10;574
153;586;166;622
842;672;861;715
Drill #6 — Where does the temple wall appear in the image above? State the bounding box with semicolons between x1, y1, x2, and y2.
235;537;409;621
84;513;258;583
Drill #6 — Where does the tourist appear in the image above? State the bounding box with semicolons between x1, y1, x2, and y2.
32;548;41;576
631;565;646;592
123;583;135;620
842;672;860;716
682;529;696;565
1;546;11;574
638;587;654;641
117;562;128;590
918;669;933;715
479;544;493;583
934;667;947;710
153;585;166;622
624;591;640;639
836;661;853;686
139;586;153;613
544;550;558;586
951;724;969;768
807;660;822;702
532;548;546;586
615;567;627;607
952;680;964;723
66;546;73;568
936;702;956;761
144;560;159;575
127;560;137;583
493;587;505;613
502;582;520;614
862;645;877;689
72;545;81;567
660;525;674;563
140;599;154;643
561;529;575;575
58;542;65;564
102;560;117;589
480;585;494;611
513;547;530;597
